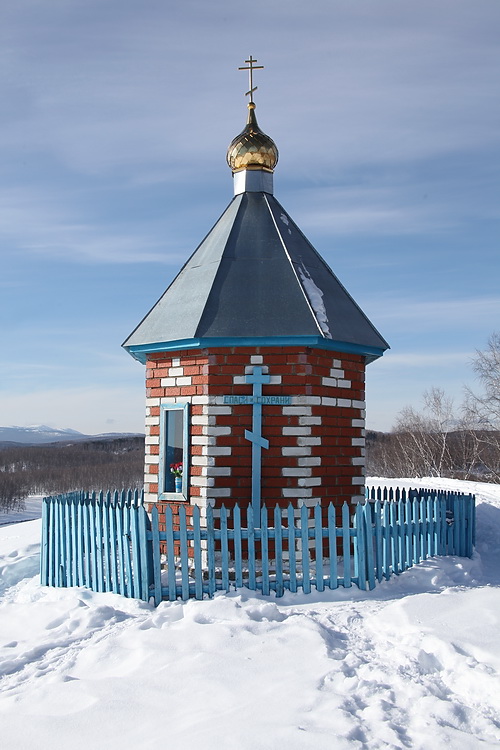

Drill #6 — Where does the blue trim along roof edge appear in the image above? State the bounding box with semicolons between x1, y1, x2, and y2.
124;336;386;365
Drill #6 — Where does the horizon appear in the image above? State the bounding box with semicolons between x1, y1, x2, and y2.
1;1;499;434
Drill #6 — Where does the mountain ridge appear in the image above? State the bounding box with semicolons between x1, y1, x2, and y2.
0;425;144;445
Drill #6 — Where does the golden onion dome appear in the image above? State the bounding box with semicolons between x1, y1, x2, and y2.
226;102;279;173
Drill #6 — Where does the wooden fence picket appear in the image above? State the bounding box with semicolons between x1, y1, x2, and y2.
40;486;475;605
275;505;284;597
288;504;298;593
342;502;351;588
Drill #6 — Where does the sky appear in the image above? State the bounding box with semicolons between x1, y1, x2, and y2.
1;0;499;435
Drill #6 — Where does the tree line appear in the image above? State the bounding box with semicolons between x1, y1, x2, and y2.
367;333;500;482
0;437;144;511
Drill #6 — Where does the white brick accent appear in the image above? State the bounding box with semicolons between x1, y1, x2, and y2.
233;376;246;385
250;355;263;364
176;376;192;386
298;436;321;446
207;396;228;405
145;416;159;426
337;398;352;408
144;454;159;464
351;457;365;466
192;395;210;404
352;477;365;485
268;375;282;384
338;380;351;389
322;377;337;387
144;473;157;485
283;406;312;416
204;466;232;476
322;397;337;407
283;426;311;436
191;435;210;445
145;397;160;407
207;406;232;415
282;446;311;456
190;496;208;509
291;396;321;406
160;395;193;404
191;476;215;487
332;359;342;368
299;416;322;426
205;446;232;456
168;367;183;377
298;477;322;487
352;419;365;428
206;488;231;498
206;425;232;436
353;400;366;410
298;457;321;466
352;437;365;447
171;358;181;367
282;467;312;477
160;377;176;387
145;435;159;445
192;415;210;425
330;368;344;378
191;455;214;467
283;487;313;498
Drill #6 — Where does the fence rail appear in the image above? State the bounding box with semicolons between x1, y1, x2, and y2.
40;487;475;605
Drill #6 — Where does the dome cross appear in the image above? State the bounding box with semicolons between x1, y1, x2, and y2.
238;55;264;103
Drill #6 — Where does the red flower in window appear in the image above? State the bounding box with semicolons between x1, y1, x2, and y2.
170;462;183;477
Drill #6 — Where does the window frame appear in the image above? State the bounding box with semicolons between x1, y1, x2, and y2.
158;401;190;501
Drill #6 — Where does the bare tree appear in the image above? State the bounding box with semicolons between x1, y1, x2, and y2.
367;386;485;480
392;387;455;477
464;332;500;479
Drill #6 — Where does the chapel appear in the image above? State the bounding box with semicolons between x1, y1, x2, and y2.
123;57;389;526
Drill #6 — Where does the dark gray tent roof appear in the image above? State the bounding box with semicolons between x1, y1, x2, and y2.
123;191;389;362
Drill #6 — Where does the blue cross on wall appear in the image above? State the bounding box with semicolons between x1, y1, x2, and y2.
244;366;270;520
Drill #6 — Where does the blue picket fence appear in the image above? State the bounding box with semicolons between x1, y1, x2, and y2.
40;486;475;605
40;489;150;600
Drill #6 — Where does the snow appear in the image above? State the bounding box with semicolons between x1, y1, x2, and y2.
297;264;332;339
0;496;43;527
1;479;500;749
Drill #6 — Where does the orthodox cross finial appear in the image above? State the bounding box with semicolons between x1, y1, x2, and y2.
238;55;264;103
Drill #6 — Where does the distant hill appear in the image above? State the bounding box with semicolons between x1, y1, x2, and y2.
0;425;144;446
0;435;145;509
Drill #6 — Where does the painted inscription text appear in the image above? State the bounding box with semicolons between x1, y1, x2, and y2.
223;395;292;405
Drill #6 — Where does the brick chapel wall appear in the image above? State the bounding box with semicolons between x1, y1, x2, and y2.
142;346;366;527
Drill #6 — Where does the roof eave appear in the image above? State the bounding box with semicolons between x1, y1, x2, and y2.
123;335;388;365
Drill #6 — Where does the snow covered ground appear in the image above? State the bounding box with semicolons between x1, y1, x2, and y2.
1;479;499;749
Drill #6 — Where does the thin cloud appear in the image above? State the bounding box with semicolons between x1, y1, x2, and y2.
0;187;186;264
373;351;473;369
371;297;500;328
